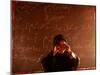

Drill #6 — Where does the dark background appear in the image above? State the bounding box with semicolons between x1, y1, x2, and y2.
12;1;96;73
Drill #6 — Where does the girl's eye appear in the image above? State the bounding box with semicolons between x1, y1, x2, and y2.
57;47;60;49
56;46;60;49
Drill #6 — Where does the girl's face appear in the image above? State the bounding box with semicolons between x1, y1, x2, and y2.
55;40;69;52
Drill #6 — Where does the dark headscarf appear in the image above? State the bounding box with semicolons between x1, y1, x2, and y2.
53;34;66;46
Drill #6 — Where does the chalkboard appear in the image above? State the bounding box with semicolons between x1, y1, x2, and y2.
12;1;96;73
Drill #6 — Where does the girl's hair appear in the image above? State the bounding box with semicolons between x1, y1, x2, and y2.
53;34;66;46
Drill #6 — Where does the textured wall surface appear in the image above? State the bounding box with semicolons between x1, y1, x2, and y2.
12;1;96;73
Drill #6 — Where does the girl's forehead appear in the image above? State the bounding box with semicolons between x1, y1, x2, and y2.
59;40;66;44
